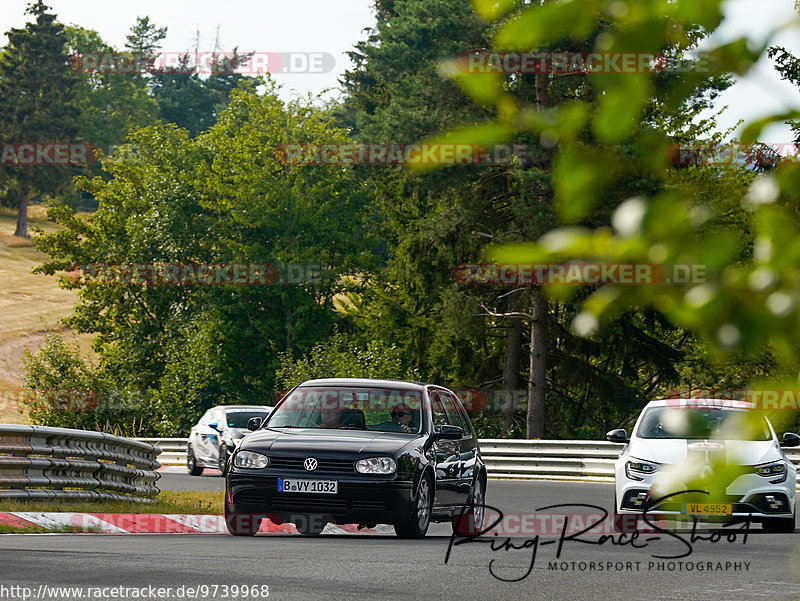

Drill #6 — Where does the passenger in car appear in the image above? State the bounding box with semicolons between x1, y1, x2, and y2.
320;407;342;428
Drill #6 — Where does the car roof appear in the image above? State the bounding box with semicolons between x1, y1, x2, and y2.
210;405;273;411
646;398;754;409
298;378;429;390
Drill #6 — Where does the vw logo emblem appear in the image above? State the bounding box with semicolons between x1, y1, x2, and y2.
303;457;318;471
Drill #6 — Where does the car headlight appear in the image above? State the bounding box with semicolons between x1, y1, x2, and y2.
625;458;659;480
233;450;269;469
754;460;787;482
355;457;397;474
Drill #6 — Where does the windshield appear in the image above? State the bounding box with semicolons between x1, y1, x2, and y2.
226;410;270;428
636;407;772;440
265;387;424;434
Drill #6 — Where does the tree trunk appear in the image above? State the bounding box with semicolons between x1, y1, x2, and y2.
500;298;522;435
14;184;29;238
526;287;547;439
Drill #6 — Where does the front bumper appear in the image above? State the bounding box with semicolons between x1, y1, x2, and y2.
227;471;416;525
615;464;796;522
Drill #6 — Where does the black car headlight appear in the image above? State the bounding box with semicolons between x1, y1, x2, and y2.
625;458;659;481
355;457;397;474
233;450;269;469
754;460;787;483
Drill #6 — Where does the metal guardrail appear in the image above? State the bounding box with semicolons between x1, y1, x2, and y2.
141;437;800;484
1;425;161;503
140;437;624;480
478;439;624;481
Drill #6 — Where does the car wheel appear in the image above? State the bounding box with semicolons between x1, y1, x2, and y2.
224;502;261;536
294;515;327;536
218;445;229;476
762;507;796;533
395;473;433;539
187;446;203;476
452;476;485;536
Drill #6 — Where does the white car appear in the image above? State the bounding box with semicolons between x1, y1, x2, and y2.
187;405;272;476
608;398;799;533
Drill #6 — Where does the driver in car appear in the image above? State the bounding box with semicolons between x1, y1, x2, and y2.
391;404;413;432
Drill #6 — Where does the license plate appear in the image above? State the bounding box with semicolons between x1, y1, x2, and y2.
682;503;732;515
278;478;338;494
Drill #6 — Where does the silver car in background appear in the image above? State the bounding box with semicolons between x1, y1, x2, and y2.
187;405;273;476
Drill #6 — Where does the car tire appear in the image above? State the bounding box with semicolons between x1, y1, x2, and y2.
187;446;203;476
395;473;433;539
762;507;796;533
294;515;327;536
452;476;485;536
218;445;229;476
224;502;261;536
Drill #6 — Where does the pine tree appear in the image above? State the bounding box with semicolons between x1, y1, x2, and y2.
0;0;80;237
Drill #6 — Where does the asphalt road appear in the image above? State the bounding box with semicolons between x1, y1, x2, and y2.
2;479;799;601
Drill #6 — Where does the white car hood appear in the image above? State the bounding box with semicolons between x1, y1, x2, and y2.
628;438;781;466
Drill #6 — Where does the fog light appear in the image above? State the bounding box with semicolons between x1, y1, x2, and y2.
765;495;784;510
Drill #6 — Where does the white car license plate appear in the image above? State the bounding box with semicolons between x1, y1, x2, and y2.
278;478;338;494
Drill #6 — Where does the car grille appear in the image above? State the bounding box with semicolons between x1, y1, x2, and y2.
270;495;349;512
352;500;386;511
268;456;355;473
233;490;386;513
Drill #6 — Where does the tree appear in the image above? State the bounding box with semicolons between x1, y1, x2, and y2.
33;82;374;435
0;0;80;237
65;25;159;175
340;0;729;438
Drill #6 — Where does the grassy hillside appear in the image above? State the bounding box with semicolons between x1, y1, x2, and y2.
0;205;93;425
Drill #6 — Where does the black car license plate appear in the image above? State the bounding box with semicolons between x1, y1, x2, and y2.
278;478;338;494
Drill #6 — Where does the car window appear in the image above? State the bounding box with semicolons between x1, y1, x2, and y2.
440;392;467;433
445;392;473;436
266;387;423;434
636;407;772;440
226;409;269;428
209;409;223;426
430;391;451;432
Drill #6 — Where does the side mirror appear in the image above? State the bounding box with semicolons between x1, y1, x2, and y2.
437;425;463;440
208;422;221;432
606;429;628;444
781;432;800;447
247;417;263;431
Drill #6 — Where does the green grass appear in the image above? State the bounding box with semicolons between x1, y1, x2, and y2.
0;490;224;515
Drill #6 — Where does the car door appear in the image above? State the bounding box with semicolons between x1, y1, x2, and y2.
429;390;461;508
197;409;221;465
440;391;474;507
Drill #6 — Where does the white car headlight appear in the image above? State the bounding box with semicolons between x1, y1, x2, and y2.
355;457;396;474
233;450;269;469
754;460;787;482
625;458;659;480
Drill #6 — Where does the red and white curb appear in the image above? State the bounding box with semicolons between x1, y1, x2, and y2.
0;512;395;535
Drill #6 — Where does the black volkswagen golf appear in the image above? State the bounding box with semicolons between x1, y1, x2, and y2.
224;378;486;538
